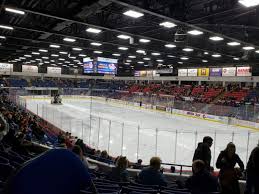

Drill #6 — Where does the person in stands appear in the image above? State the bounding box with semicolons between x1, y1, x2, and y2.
72;145;90;168
245;144;259;194
138;157;167;186
186;160;219;193
132;159;143;169
216;142;244;194
108;156;130;182
193;136;213;170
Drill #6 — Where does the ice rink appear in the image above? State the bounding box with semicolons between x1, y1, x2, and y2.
25;97;259;167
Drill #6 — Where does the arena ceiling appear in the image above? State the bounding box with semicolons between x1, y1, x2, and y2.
0;0;259;74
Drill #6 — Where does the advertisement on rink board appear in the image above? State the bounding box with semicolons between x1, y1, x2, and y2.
22;65;38;73
0;63;13;73
236;66;252;76
178;69;188;76
47;67;62;75
198;68;210;76
222;67;236;76
187;68;198;76
209;68;222;77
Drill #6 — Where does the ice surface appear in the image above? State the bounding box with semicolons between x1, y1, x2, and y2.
26;98;259;167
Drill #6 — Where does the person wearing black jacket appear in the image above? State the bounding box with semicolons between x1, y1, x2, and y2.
216;142;244;194
193;136;213;170
245;145;259;194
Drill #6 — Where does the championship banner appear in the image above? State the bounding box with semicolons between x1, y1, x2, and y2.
236;66;252;76
178;69;187;76
0;63;13;73
22;65;38;73
187;69;198;76
222;67;236;76
47;67;62;75
210;68;222;77
198;68;209;76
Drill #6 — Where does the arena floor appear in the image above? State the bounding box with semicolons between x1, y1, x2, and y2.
25;97;259;168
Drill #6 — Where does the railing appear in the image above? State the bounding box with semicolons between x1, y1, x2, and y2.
19;95;259;172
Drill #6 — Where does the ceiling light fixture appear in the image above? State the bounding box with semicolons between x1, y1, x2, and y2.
243;46;255;50
156;59;164;62
209;36;224;41
39;49;48;52
212;54;222;58
90;42;102;46
117;34;131;39
143;57;150;60
5;7;25;15
63;38;76;42
59;51;67;54
202;60;208;63
239;0;259;7
227;42;241;46
183;48;194;52
234;57;240;60
204;52;209;55
136;50;145;54
0;36;6;39
50;44;60;48
31;52;40;55
159;21;177;28
187;30;203;35
94;50;103;54
180;57;189;60
123;10;144;18
0;25;13;30
128;55;136;58
51;54;59;57
72;47;82;51
86;27;102;34
167;55;176;58
139;39;150;43
137;61;144;64
165;44;176;48
151;52;160;56
79;54;87;57
118;47;128;50
112;53;121;56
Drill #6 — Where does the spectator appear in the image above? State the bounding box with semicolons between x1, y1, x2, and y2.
245;144;259;194
98;150;110;163
193;136;213;170
72;145;90;168
132;159;143;169
138;157;167;186
108;156;130;182
216;142;244;194
186;160;219;193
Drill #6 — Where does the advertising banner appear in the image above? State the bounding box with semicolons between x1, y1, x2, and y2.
236;66;252;76
83;58;95;73
47;67;61;75
97;57;117;75
0;63;13;73
210;68;222;77
157;69;173;74
22;65;38;73
187;68;198;76
222;67;236;76
198;68;209;76
178;69;187;76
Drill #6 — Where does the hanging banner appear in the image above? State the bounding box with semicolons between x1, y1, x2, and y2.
47;67;61;75
198;68;209;76
187;69;198;76
0;63;13;73
210;68;222;77
178;69;187;76
22;65;38;73
222;67;236;76
236;66;252;76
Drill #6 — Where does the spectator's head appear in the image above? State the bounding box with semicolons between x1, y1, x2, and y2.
225;142;236;158
137;159;142;165
100;150;108;158
72;145;83;159
150;157;161;171
116;156;128;170
170;166;176;173
192;160;206;174
203;136;213;147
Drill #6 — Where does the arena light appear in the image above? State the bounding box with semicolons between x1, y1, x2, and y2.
79;54;87;57
143;57;150;60
243;46;255;50
156;59;164;62
227;42;241;46
31;52;40;55
209;36;224;41
0;36;6;39
118;47;128;50
139;39;150;43
159;21;177;28
151;52;160;56
50;44;60;48
44;61;50;63
123;10;144;18
178;62;183;64
86;27;102;34
212;54;221;58
167;55;176;58
90;42;102;46
256;50;259;53
63;37;76;42
5;8;25;15
35;59;41;61
136;50;145;54
234;57;240;60
112;53;121;56
117;34;131;39
51;54;59;57
165;44;176;48
19;57;26;59
94;50;103;54
0;25;13;30
204;52;209;55
183;48;194;52
126;60;132;62
202;60;208;63
42;56;49;59
59;51;67;54
69;56;76;59
128;55;136;58
58;58;65;61
239;0;259;7
180;57;189;60
187;30;203;36
72;47;82;51
24;54;32;57
137;61;144;64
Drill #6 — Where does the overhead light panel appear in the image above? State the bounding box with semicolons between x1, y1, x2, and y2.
59;51;67;54
0;25;13;30
139;39;150;43
239;0;259;7
72;47;82;51
156;59;164;62
165;44;176;48
86;27;102;34
123;10;144;18
159;21;177;28
51;54;59;57
79;54;87;57
136;50;145;54
32;52;40;55
137;61;144;64
112;53;121;56
212;54;222;58
255;50;259;53
128;55;136;58
94;50;103;54
50;44;60;48
24;55;32;57
90;42;102;46
167;55;176;58
58;58;65;61
183;48;194;52
126;60;132;63
180;57;189;60
5;8;25;15
209;36;224;41
63;37;76;42
178;62;183;64
143;57;150;60
151;52;160;56
187;30;203;36
243;46;255;50
202;60;208;63
227;42;241;46
39;49;48;52
117;34;131;39
118;47;128;50
0;36;6;39
234;57;240;60
42;56;49;59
